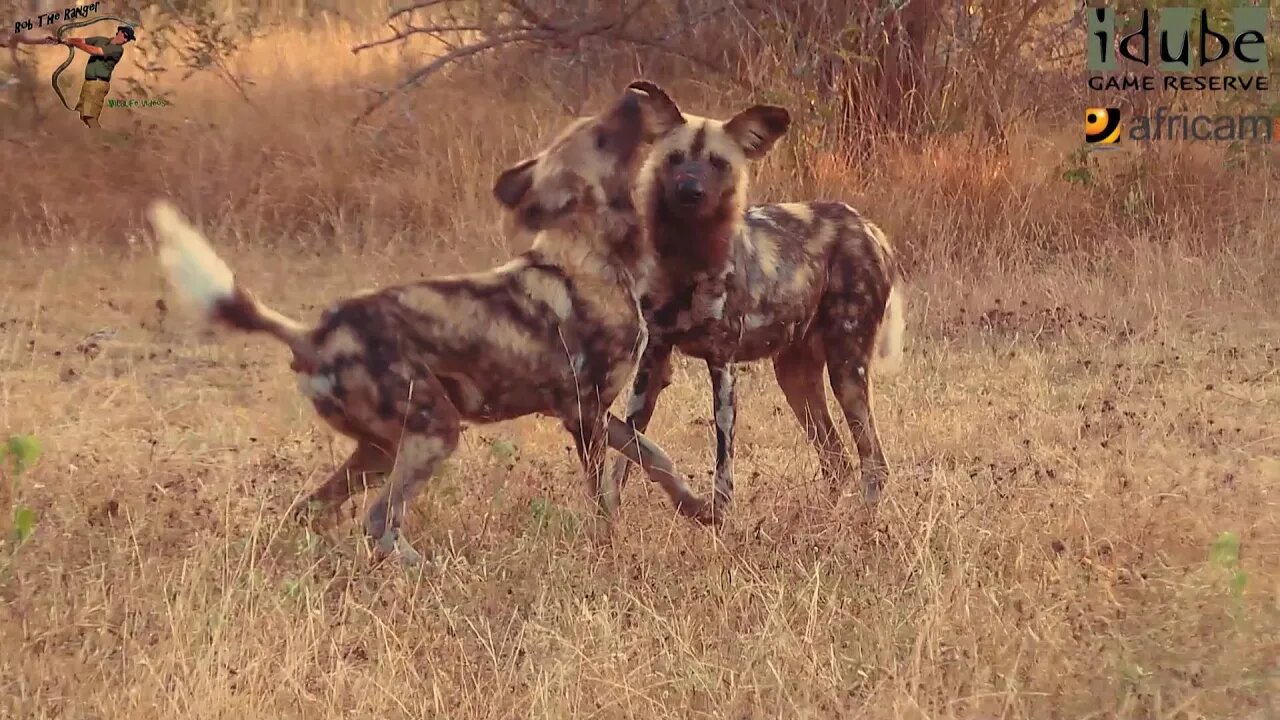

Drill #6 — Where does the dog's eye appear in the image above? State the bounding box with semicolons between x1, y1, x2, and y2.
595;130;609;150
709;154;728;171
666;151;685;166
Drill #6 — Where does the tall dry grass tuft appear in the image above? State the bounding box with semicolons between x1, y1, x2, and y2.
1;15;1278;720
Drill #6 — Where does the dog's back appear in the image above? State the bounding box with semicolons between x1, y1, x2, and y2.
304;230;647;427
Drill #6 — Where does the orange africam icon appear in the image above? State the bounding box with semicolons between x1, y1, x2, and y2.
1085;108;1121;144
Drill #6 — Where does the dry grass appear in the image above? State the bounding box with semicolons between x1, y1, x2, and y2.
2;20;1279;720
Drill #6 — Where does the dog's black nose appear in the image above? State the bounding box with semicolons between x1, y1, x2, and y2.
674;179;704;204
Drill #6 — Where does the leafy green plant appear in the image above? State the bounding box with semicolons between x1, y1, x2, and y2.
1;434;42;547
281;577;305;601
528;497;580;538
1209;530;1246;602
1060;146;1095;186
489;439;518;462
488;439;520;480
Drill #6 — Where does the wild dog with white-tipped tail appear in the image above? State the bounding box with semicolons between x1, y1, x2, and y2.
149;84;717;565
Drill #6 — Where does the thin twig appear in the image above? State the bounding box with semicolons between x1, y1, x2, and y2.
352;22;509;53
504;0;551;31
388;0;450;21
406;24;497;35
159;0;258;110
611;30;731;76
351;29;541;127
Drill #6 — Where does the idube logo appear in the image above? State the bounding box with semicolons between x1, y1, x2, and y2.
1086;6;1269;92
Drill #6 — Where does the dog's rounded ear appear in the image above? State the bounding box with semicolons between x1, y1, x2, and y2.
493;157;537;208
626;80;671;100
625;79;685;138
724;105;791;160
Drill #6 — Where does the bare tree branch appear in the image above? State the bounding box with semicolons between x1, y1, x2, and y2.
611;29;732;76
350;0;748;125
351;29;540;127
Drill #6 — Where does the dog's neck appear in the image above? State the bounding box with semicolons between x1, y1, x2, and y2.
646;192;741;284
529;195;651;293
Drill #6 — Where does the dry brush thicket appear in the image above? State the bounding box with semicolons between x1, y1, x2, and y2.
1;1;1278;718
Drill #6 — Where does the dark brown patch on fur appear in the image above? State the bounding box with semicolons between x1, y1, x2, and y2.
648;186;736;275
810;201;859;223
213;287;265;332
493;157;537;208
689;125;707;157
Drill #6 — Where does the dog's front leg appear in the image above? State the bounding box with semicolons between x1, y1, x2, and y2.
708;361;738;519
609;339;674;495
605;414;717;526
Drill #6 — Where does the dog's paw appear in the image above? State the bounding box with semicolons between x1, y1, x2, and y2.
676;495;722;528
290;498;332;531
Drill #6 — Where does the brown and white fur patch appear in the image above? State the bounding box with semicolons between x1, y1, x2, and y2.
149;85;717;566
612;81;907;520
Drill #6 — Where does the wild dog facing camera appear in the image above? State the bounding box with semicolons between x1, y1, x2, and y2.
627;80;791;222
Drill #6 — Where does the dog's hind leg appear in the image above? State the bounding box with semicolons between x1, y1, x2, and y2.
773;335;856;497
566;413;617;540
363;402;462;566
292;440;395;530
823;330;889;505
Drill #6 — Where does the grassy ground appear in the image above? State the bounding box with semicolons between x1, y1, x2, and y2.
2;19;1279;720
2;244;1276;718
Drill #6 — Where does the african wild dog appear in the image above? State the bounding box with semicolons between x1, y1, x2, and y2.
613;80;906;520
147;83;716;565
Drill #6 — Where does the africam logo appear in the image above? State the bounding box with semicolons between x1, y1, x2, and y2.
1086;107;1277;147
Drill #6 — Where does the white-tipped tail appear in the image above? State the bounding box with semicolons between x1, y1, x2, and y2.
871;283;906;377
150;200;236;319
148;199;319;370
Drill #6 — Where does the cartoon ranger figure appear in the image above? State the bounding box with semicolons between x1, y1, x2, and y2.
58;24;134;128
